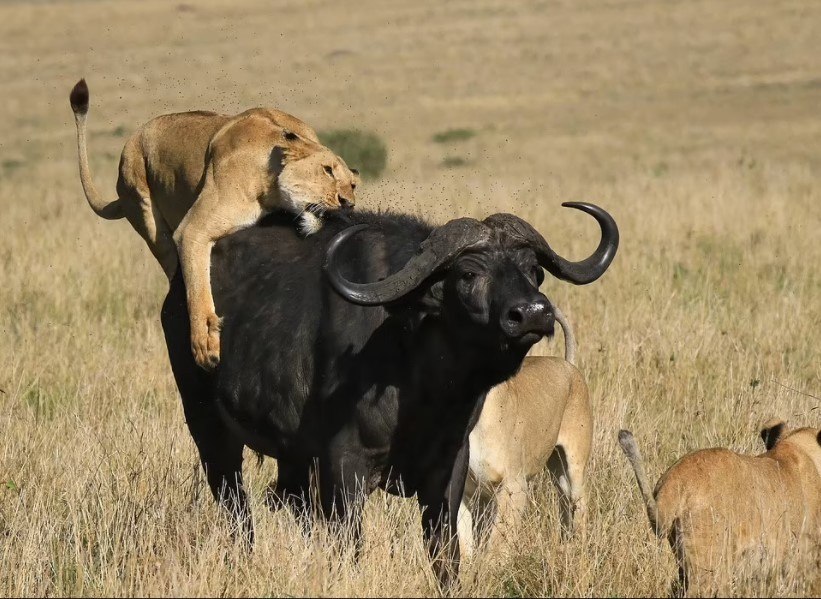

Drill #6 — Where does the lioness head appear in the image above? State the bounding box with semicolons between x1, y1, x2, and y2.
276;130;360;235
760;418;821;475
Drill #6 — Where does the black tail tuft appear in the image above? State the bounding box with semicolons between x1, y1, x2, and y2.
70;79;89;115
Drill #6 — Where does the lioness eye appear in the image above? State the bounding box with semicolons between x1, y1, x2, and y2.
324;165;335;178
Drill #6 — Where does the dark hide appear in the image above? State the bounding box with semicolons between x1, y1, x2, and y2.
161;210;562;587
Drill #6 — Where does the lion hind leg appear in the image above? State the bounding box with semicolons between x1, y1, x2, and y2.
174;175;263;370
485;477;528;556
115;133;179;280
551;376;592;539
547;442;589;540
119;193;178;280
457;499;475;561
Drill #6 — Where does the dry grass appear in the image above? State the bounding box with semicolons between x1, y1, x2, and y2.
1;0;820;596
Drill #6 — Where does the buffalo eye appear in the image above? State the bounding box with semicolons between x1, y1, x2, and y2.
461;271;476;282
324;165;335;178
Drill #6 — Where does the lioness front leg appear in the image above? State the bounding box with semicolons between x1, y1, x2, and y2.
174;175;264;369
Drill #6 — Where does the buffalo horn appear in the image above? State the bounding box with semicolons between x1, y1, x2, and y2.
483;202;619;285
324;218;491;305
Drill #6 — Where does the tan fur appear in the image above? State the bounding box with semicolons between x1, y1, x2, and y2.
70;81;360;369
619;423;821;596
459;307;592;559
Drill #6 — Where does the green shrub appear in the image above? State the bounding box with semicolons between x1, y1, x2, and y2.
319;129;388;180
432;127;477;143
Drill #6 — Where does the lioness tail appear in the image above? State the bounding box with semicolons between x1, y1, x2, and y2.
618;429;661;536
553;306;577;365
69;79;123;220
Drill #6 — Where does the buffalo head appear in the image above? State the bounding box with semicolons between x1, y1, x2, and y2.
324;202;618;359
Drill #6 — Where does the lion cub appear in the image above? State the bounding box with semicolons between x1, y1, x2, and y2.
619;422;821;596
69;80;360;369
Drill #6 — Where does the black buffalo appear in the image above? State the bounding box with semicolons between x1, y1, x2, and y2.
161;202;618;586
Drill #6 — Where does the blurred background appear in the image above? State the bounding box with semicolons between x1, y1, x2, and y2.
7;0;821;207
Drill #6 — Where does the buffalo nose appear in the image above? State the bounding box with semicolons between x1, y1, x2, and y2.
338;194;354;208
501;299;553;339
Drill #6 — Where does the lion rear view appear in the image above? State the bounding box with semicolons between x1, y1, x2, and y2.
619;422;821;596
69;79;361;369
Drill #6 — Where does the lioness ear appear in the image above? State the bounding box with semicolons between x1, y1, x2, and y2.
760;418;787;450
280;131;315;162
350;168;360;176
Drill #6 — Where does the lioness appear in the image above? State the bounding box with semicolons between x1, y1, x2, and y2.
459;306;591;559
619;422;821;596
69;80;360;369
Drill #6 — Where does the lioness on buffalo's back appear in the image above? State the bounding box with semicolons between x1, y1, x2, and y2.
69;79;360;369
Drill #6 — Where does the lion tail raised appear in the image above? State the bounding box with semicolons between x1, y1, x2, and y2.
553;306;577;365
618;429;662;537
69;79;123;220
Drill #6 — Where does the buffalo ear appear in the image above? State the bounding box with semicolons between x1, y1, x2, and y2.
417;279;444;314
386;279;444;317
760;418;786;450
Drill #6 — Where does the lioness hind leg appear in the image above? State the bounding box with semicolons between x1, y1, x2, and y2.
116;137;179;280
174;174;264;370
457;475;479;560
547;441;589;539
550;373;592;539
120;195;178;280
485;477;528;555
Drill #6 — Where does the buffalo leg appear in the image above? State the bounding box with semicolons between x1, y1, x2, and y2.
188;410;253;545
419;440;470;589
267;458;315;534
318;449;368;555
162;275;252;544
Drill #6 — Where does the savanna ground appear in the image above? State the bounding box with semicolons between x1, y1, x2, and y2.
1;0;820;596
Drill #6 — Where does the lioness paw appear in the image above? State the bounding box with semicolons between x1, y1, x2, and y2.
191;313;222;370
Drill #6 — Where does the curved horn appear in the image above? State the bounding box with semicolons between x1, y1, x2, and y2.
324;218;490;305
483;202;619;285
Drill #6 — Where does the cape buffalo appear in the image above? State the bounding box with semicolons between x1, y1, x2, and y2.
160;202;618;586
